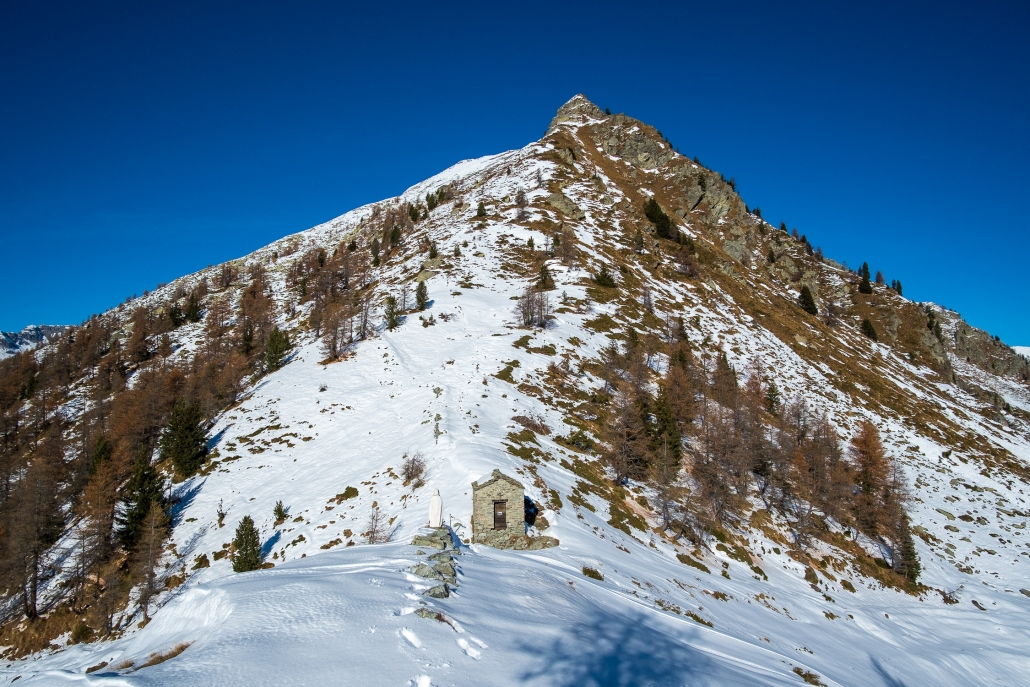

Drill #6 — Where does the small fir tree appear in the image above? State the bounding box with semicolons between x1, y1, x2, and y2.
415;281;429;311
384;295;401;330
185;292;202;323
273;500;288;525
428;242;438;259
858;262;873;294
265;326;290;371
765;379;781;415
538;264;555;290
160;399;207;478
118;451;165;550
799;285;818;315
390;226;401;246
347;239;357;251
643;197;674;240
232;516;262;572
861;318;878;341
594;264;617;288
476;201;486;217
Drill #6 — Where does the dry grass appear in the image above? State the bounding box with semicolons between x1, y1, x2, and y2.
138;642;191;669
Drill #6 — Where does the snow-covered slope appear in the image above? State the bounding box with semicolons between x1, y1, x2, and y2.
1015;345;1030;360
5;96;1030;686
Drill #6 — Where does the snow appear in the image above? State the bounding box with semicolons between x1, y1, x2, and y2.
6;132;1030;686
1014;345;1030;361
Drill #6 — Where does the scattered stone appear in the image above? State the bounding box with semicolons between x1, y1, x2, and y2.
472;530;559;550
411;535;446;550
411;563;443;581
432;560;456;577
423;584;450;599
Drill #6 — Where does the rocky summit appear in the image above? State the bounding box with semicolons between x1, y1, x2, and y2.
1;96;1028;686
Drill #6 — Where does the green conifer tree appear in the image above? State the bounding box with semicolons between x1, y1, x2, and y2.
273;500;288;525
799;285;818;315
265;326;290;371
765;380;781;415
643;197;674;240
594;264;617;288
160;399;207;478
861;318;878;341
118;451;165;550
88;436;112;477
415;281;429;311
185;292;202;323
428;242;438;259
384;295;401;330
232;515;262;572
476;201;486;217
538;264;554;290
390;226;401;246
858;262;873;294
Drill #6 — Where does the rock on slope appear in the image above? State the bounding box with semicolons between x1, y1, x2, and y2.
6;96;1030;686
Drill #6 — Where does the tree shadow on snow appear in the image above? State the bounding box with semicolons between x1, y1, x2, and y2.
870;657;908;687
262;531;282;558
169;480;203;527
516;607;726;687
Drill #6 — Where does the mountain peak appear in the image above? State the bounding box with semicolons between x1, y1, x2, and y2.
548;93;605;132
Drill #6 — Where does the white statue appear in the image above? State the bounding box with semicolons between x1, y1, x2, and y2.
428;489;444;528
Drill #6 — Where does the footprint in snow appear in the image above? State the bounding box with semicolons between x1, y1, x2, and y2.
401;628;423;649
457;637;481;659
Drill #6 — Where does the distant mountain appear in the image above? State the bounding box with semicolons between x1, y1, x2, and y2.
0;324;67;359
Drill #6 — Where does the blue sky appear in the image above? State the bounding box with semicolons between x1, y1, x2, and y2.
1;1;1028;343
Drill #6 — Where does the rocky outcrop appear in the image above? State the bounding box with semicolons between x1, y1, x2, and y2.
936;308;1030;381
546;192;586;220
548;94;606;132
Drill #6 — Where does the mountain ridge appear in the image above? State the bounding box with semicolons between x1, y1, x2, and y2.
1;95;1028;686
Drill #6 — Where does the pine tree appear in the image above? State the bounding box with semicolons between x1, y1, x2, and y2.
185;292;202;323
861;318;878;341
370;237;380;263
415;281;429;311
634;229;644;252
799;285;818;315
765;379;781;415
643;197;674;240
273;500;288;525
390;226;401;246
538;264;555;290
232;515;262;572
160;399;207;478
347;239;357;251
265;326;290;371
476;201;486;217
428;241;438;259
384;295;401;330
118;451;165;550
858;262;873;294
88;436;112;477
894;516;921;583
594;264;617;288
